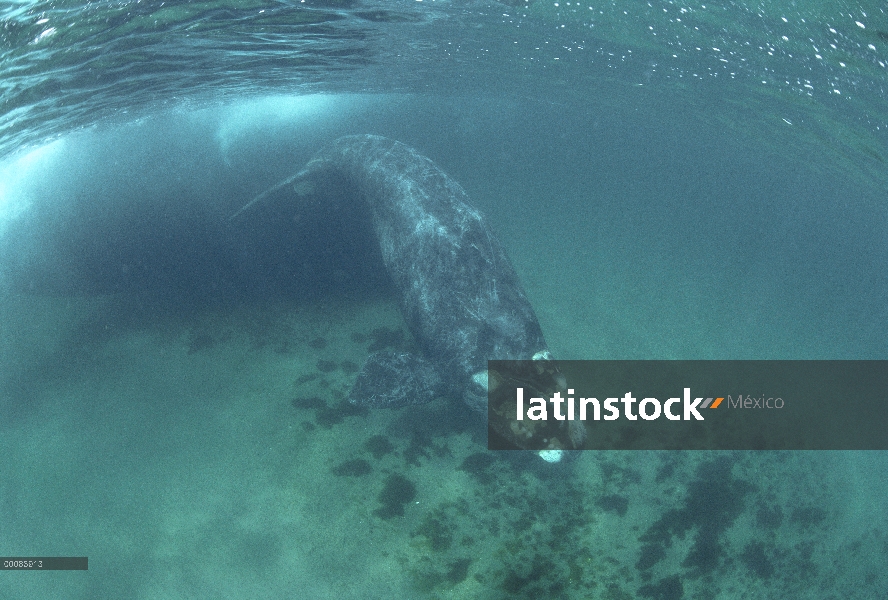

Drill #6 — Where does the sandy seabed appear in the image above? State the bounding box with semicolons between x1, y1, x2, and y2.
1;292;886;600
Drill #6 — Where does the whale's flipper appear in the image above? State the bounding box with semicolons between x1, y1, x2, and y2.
348;352;447;408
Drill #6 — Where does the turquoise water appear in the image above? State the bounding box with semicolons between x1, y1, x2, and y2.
1;2;887;598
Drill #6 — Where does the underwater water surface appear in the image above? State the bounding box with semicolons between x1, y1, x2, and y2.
1;1;887;598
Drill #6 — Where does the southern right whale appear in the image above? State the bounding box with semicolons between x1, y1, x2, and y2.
233;135;584;456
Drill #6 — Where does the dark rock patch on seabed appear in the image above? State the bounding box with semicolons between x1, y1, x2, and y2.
363;435;394;459
638;575;683;600
458;453;502;485
332;459;372;477
316;402;368;428
374;474;416;519
636;457;755;584
596;494;629;517
291;396;326;410
291;396;367;428
316;359;337;372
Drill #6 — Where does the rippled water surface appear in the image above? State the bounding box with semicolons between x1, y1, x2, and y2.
2;1;887;176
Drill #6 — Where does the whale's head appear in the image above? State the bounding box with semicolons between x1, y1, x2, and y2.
466;348;555;412
483;355;586;462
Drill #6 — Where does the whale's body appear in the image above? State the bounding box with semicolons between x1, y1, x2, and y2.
235;135;567;451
